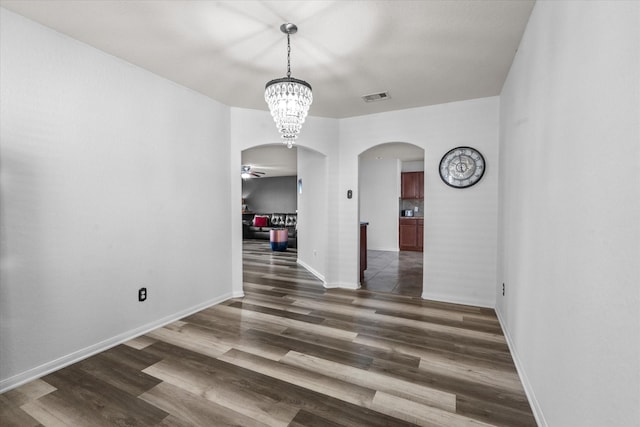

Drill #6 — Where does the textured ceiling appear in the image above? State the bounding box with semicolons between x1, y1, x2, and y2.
0;0;535;119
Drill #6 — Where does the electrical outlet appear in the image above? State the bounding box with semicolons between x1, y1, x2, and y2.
139;287;147;302
502;283;505;296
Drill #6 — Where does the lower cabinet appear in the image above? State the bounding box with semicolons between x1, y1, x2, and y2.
417;220;424;250
399;218;424;252
360;222;368;282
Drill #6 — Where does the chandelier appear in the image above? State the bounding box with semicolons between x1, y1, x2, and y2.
265;23;313;148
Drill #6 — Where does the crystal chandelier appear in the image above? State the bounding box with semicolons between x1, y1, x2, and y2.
265;23;312;148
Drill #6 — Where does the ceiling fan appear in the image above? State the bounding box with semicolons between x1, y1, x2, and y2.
241;165;265;179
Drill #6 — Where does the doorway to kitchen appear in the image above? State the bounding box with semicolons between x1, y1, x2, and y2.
358;142;425;297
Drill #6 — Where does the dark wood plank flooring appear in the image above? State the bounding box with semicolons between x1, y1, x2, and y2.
0;239;536;426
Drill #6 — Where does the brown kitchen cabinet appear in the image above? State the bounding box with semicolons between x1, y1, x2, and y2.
399;218;424;252
417;219;424;249
401;172;424;199
360;222;368;281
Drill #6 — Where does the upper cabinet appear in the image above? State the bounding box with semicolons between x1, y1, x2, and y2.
401;172;424;199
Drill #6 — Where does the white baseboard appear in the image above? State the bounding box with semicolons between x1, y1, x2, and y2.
296;259;326;284
421;291;494;309
0;292;234;394
368;247;399;252
495;307;547;427
324;281;360;290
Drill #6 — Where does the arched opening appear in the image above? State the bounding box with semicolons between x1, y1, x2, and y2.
240;143;328;292
241;143;298;251
358;142;425;296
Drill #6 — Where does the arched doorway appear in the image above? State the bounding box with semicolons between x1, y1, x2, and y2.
240;144;329;289
358;142;425;297
240;144;298;253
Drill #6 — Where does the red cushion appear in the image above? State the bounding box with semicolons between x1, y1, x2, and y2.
254;216;268;227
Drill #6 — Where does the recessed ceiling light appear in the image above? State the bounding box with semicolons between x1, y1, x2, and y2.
361;91;391;103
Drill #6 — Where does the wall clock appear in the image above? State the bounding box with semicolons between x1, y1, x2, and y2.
439;146;485;188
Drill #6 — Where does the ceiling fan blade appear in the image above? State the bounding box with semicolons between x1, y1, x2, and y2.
241;165;266;178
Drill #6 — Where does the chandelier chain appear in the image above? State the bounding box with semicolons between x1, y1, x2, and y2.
286;33;291;78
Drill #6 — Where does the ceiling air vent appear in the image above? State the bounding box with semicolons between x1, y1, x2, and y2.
361;91;391;103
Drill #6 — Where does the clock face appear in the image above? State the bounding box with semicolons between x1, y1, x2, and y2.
439;146;485;188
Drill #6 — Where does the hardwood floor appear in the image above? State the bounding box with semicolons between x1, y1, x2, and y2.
1;239;536;426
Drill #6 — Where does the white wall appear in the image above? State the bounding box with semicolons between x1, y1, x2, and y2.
359;157;400;251
340;98;500;306
0;9;233;391
242;176;297;213
497;2;640;426
297;148;328;282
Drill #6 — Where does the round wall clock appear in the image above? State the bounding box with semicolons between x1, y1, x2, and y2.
439;146;485;188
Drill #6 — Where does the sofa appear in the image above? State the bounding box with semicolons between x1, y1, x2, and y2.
243;213;297;248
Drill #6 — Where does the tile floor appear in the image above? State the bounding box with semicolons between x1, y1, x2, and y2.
361;250;423;297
